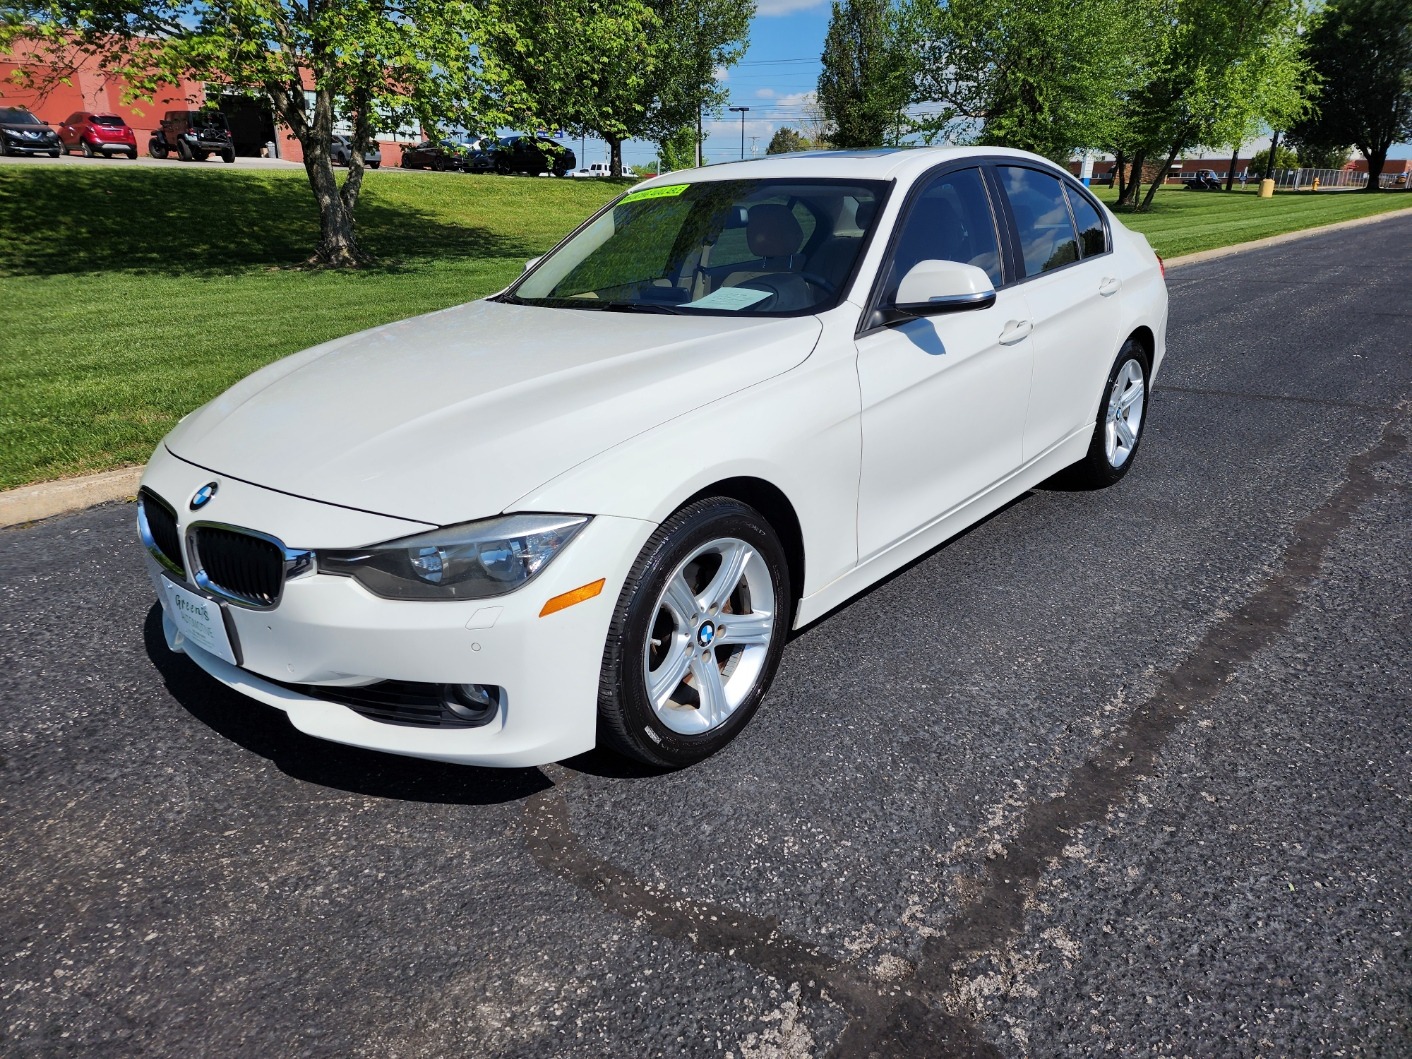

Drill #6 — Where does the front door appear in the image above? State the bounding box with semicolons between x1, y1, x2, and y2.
856;166;1035;561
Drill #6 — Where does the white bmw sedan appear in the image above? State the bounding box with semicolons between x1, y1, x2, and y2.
138;147;1167;769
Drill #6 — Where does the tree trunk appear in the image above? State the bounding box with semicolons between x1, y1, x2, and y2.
608;136;624;177
269;79;366;267
1140;143;1183;210
1119;151;1146;207
1114;149;1127;201
1360;143;1389;191
1224;144;1240;191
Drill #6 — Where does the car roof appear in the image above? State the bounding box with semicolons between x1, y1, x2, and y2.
627;146;1067;189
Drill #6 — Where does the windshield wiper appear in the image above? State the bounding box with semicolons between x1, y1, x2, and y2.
598;302;684;315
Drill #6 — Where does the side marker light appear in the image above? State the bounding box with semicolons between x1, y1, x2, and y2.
540;578;606;617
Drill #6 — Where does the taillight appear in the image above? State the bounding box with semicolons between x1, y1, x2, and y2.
1156;254;1166;279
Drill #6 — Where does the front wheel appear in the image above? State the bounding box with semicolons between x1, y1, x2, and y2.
1063;338;1150;489
81;139;95;158
598;498;791;768
148;139;167;159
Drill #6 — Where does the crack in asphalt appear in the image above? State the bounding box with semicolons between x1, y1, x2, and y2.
520;409;1407;1058
1158;384;1398;414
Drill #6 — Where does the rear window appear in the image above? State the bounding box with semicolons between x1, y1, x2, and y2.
92;115;126;127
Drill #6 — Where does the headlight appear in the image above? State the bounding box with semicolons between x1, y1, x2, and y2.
318;514;590;601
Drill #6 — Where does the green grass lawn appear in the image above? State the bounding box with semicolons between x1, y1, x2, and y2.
1097;184;1412;257
1;164;1409;489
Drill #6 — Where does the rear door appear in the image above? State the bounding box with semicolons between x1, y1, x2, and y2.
992;164;1123;460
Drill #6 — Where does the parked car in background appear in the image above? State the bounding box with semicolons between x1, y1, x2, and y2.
0;106;62;157
138;146;1167;772
400;139;473;171
150;109;235;163
573;161;630;178
57;112;138;158
330;134;381;169
486;134;575;176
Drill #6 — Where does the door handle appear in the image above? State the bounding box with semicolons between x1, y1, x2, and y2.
1099;276;1122;296
999;320;1033;345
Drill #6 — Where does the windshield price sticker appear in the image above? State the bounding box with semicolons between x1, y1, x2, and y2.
618;184;688;205
163;578;239;665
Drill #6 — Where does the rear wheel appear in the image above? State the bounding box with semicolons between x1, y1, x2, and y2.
126;149;138;159
1064;337;1150;488
81;139;95;158
176;139;192;161
221;148;235;163
598;498;791;768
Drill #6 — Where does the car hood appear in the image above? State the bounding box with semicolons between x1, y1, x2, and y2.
165;299;822;526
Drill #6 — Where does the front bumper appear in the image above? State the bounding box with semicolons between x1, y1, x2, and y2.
140;446;654;767
3;136;60;153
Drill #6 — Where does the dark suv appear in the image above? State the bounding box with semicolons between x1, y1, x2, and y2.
487;134;575;176
150;109;235;163
0;106;62;157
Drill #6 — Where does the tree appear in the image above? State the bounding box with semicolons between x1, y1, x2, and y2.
5;0;512;266
1248;144;1299;173
1110;0;1315;209
657;125;699;171
1288;0;1412;189
1288;138;1351;170
817;0;911;148
906;0;1148;162
641;0;753;166
767;127;812;154
483;0;661;180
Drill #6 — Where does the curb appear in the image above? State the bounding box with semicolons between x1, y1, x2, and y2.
1164;204;1412;269
3;204;1409;530
0;466;143;529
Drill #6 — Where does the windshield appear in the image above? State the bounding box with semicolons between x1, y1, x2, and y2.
508;178;888;316
0;108;43;126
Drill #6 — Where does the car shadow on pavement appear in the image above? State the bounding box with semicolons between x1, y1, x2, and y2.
143;605;552;805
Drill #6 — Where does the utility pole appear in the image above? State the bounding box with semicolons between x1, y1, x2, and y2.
729;106;749;160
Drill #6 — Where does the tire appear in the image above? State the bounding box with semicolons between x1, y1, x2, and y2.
81;139;95;158
433;158;449;172
127;149;138;160
369;161;380;169
176;139;193;162
49;149;61;158
0;138;9;157
222;149;235;164
1063;337;1151;489
598;498;791;768
148;139;167;159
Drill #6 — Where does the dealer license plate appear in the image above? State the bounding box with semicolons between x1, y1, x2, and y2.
162;577;239;665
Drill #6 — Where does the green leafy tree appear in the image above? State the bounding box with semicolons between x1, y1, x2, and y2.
1112;0;1315;209
483;0;661;180
906;0;1148;162
1248;144;1300;172
817;0;911;148
641;0;753;165
1288;0;1412;189
766;127;812;154
1291;141;1352;169
4;0;513;266
657;125;699;171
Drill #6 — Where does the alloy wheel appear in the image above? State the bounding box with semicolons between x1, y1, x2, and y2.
1104;358;1146;468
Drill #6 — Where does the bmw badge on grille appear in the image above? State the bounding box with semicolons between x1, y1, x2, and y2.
190;482;219;510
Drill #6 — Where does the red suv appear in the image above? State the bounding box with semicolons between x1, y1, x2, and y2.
57;112;138;159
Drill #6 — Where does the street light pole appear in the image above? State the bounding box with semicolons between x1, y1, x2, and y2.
729;106;749;160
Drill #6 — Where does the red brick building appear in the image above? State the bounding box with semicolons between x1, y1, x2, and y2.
0;39;417;165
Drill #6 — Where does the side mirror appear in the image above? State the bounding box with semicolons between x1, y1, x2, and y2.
892;260;996;317
523;257;541;272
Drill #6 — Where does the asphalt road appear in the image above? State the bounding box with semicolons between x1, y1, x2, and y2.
2;215;1410;1058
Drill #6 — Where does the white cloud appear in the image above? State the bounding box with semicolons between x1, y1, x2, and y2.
713;66;729;82
755;88;777;99
756;0;830;14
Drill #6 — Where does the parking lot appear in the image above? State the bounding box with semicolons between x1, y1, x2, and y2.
1;215;1409;1057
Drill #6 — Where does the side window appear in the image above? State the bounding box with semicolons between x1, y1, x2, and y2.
1064;185;1108;257
883;167;1003;301
998;166;1080;276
